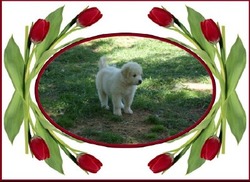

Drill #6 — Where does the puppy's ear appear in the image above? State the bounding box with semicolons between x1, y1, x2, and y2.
121;66;130;78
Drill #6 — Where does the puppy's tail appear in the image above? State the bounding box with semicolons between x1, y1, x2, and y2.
98;56;108;70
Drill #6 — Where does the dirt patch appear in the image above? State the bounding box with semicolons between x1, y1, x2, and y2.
68;110;169;144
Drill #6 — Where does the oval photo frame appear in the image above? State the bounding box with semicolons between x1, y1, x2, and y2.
35;33;216;148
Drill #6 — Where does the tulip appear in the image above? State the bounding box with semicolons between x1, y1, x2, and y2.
29;136;50;161
200;136;221;160
200;19;221;44
148;7;174;27
77;7;102;27
77;153;103;173
148;153;174;173
29;19;50;44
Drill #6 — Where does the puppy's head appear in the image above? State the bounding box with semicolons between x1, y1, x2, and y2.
121;62;143;85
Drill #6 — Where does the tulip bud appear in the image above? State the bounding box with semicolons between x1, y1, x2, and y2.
77;153;103;173
77;7;103;27
29;136;50;161
148;7;174;27
148;153;174;173
200;136;221;160
200;19;221;44
29;19;50;44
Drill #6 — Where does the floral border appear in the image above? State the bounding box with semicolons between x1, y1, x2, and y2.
3;5;246;175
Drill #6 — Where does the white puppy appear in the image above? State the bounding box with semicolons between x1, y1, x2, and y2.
96;56;143;116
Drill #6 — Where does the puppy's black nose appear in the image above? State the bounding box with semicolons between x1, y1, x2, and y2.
138;80;142;85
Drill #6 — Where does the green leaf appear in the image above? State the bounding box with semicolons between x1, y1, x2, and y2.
225;91;246;143
4;91;24;143
226;36;246;95
4;36;24;94
186;6;215;60
173;142;192;165
59;143;77;164
187;120;215;174
35;121;64;174
35;6;64;60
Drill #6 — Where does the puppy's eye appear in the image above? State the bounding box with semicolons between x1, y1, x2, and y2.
133;74;137;77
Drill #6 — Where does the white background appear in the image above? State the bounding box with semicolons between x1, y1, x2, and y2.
2;1;249;180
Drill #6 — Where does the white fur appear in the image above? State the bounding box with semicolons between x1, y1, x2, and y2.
96;56;143;116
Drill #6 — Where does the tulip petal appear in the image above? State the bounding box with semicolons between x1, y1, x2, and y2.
77;154;102;173
148;7;173;27
148;154;173;173
30;19;50;44
200;136;221;160
77;7;102;27
29;136;50;160
200;19;221;44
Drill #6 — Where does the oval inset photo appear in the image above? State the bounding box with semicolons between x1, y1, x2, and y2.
36;33;215;147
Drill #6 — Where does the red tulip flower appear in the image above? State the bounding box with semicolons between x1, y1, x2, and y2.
148;7;174;27
77;7;102;27
29;136;50;161
201;136;221;160
29;19;50;44
200;19;221;44
148;153;174;173
77;153;103;173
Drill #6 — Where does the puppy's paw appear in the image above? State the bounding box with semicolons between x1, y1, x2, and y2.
124;108;133;114
101;105;110;110
114;109;122;116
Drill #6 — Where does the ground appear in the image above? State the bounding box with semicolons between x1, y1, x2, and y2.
65;82;212;145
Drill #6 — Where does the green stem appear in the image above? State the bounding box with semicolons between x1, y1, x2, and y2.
24;26;31;64
219;26;226;63
23;45;37;154
215;110;223;134
56;6;88;39
168;130;202;154
172;16;193;39
28;113;36;133
169;25;201;50
49;25;82;50
221;116;226;154
49;130;82;154
213;27;227;154
24;106;29;154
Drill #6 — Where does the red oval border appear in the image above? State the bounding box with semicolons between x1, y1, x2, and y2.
35;32;216;148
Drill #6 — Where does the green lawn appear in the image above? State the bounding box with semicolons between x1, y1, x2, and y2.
38;36;213;144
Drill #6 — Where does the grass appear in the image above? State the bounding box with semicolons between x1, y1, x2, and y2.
38;36;213;145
